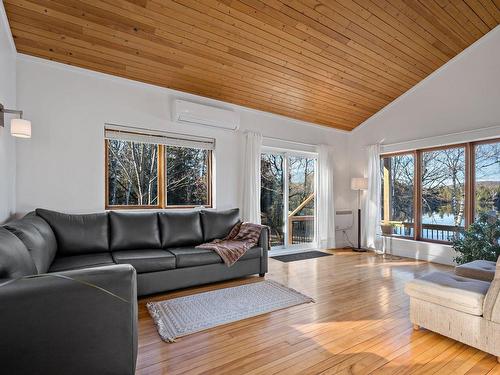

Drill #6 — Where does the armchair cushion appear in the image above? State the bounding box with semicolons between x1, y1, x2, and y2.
405;271;490;316
455;260;496;282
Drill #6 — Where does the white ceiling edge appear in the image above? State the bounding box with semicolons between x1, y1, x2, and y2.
0;1;16;52
16;53;351;135
352;25;500;134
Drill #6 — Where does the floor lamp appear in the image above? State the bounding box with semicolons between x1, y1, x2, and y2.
351;177;368;252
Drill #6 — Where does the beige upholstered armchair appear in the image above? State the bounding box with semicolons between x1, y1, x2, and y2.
405;257;500;362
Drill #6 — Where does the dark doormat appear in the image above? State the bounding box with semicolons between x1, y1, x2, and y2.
271;251;333;263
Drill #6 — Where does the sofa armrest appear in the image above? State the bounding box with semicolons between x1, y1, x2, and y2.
484;279;500;323
258;227;270;274
0;265;137;375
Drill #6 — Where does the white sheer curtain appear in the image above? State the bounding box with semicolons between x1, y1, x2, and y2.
317;145;336;249
363;144;381;249
242;131;262;223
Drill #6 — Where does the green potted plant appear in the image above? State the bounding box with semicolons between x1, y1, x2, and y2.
380;222;395;236
452;213;500;265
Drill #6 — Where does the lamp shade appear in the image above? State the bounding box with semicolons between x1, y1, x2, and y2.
10;118;31;138
351;177;368;191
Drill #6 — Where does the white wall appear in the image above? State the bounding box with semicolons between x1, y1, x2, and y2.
349;26;500;265
0;4;17;223
15;55;351;245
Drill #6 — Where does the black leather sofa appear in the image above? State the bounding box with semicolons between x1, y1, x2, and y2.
0;207;268;375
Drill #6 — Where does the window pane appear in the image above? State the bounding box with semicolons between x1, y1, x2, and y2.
288;156;315;244
421;147;465;241
475;142;500;218
107;140;159;206
380;154;415;237
261;154;284;247
166;146;210;206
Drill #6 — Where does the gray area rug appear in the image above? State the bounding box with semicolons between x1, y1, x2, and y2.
147;280;314;343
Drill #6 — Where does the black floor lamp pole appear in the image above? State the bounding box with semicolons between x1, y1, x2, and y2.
354;188;366;252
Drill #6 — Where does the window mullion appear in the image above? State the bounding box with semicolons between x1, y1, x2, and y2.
414;150;421;241
159;144;166;208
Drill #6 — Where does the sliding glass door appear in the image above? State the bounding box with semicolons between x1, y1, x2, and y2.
261;150;317;250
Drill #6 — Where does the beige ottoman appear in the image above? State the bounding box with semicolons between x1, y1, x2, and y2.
405;271;500;361
455;260;496;282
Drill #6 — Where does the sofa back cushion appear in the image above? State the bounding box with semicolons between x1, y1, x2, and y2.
159;211;203;248
109;211;160;250
4;216;57;274
0;227;37;278
200;208;240;242
36;209;109;256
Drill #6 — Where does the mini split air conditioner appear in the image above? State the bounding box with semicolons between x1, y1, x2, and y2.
173;100;240;131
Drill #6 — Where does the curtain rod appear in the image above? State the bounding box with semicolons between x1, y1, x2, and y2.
243;130;317;148
372;124;500;151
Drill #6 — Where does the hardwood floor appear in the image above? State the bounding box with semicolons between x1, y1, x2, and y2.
136;250;499;374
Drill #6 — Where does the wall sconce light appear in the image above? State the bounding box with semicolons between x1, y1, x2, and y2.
0;103;32;138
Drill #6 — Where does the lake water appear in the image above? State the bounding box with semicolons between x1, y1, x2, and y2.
422;213;464;226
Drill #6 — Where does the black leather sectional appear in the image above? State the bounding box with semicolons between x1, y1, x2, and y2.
0;207;268;375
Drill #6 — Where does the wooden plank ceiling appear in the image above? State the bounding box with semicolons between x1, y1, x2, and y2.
4;0;500;131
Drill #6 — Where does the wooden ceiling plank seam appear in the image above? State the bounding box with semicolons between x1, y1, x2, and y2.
15;37;358;130
157;0;396;104
452;0;493;34
9;22;365;126
368;0;462;55
478;0;500;23
464;0;498;28
353;0;453;62
76;0;392;106
329;0;448;65
288;0;450;77
413;0;479;44
401;0;475;45
439;0;487;41
248;0;433;78
303;0;437;73
13;0;380;115
5;0;496;131
209;0;427;82
97;0;406;98
389;0;470;50
291;0;429;80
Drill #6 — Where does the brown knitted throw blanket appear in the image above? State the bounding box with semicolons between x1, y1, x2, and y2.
196;222;269;266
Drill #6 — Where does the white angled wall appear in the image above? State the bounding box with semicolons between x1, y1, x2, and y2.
15;55;351;245
349;26;500;265
0;3;17;223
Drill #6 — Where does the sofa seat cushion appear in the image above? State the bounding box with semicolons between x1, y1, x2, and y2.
405;271;490;316
455;260;496;282
169;247;222;268
169;246;261;268
49;253;115;272
112;250;176;273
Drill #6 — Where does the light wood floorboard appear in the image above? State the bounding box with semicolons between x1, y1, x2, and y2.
136;249;499;374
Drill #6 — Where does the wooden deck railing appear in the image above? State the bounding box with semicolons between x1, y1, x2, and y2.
387;221;463;242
